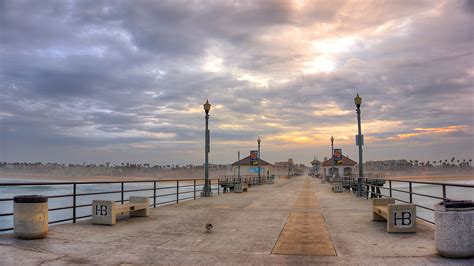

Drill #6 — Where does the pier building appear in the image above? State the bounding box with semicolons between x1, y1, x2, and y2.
322;155;357;178
231;155;273;177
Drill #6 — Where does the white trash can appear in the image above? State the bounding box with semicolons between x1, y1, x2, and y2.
14;195;48;239
434;200;474;259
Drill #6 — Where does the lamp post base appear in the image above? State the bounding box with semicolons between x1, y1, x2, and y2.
357;177;363;197
200;190;213;197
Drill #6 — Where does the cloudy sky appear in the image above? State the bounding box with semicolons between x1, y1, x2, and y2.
1;0;473;165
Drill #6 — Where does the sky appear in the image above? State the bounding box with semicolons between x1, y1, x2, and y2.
0;0;473;165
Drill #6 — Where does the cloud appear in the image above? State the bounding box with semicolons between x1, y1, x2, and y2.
388;125;469;140
0;0;473;164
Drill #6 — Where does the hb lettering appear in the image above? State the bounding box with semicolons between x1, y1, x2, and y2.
394;211;411;226
95;205;108;216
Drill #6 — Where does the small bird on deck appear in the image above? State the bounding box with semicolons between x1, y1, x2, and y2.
205;223;213;233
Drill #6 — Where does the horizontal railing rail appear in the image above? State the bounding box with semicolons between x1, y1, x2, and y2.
359;178;474;224
0;178;220;233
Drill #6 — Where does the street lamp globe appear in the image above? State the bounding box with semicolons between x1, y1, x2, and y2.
330;136;334;144
257;137;261;145
203;99;211;114
354;93;362;108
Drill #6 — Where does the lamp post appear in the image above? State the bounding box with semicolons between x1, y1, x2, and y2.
257;137;261;185
237;150;241;178
354;93;364;197
330;136;334;181
201;99;213;197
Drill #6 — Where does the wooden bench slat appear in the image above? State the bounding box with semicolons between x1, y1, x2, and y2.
373;206;388;219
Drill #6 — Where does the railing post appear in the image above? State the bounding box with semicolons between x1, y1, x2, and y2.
217;180;220;195
153;181;157;208
73;183;76;223
121;182;124;204
409;182;413;203
442;184;446;200
194;179;196;199
177;180;179;203
366;184;369;199
389;180;392;198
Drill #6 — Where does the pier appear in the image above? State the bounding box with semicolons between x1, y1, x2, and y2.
0;176;470;264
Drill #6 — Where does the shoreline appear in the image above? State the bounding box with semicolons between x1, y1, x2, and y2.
386;174;473;183
0;172;216;182
1;172;473;184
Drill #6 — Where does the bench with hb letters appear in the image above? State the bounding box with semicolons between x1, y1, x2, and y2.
331;183;343;193
92;196;149;225
234;182;248;193
372;198;416;233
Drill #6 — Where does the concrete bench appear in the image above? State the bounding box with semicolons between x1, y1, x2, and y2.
331;183;343;193
92;196;149;225
234;182;248;193
372;198;416;233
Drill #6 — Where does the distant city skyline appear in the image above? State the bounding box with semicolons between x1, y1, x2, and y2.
1;1;473;165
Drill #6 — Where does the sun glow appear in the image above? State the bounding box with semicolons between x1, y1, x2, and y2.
302;55;336;74
311;37;357;54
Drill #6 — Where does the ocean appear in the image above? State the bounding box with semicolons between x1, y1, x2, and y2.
0;178;213;233
1;178;473;233
380;179;474;222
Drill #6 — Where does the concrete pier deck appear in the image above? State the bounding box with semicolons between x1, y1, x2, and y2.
1;176;472;265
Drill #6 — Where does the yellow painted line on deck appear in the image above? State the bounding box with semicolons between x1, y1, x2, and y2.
272;179;336;256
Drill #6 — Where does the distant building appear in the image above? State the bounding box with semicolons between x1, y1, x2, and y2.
310;158;321;175
322;155;357;178
274;159;294;175
231;156;273;177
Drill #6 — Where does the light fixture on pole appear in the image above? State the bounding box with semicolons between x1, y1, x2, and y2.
257;137;261;185
201;99;213;197
354;93;364;197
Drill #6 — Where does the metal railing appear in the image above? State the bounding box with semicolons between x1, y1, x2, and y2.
0;178;220;233
361;178;474;224
218;175;260;185
218;175;277;185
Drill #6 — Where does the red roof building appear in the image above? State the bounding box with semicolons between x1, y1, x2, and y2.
231;155;272;166
322;155;357;166
231;155;273;177
321;155;357;178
